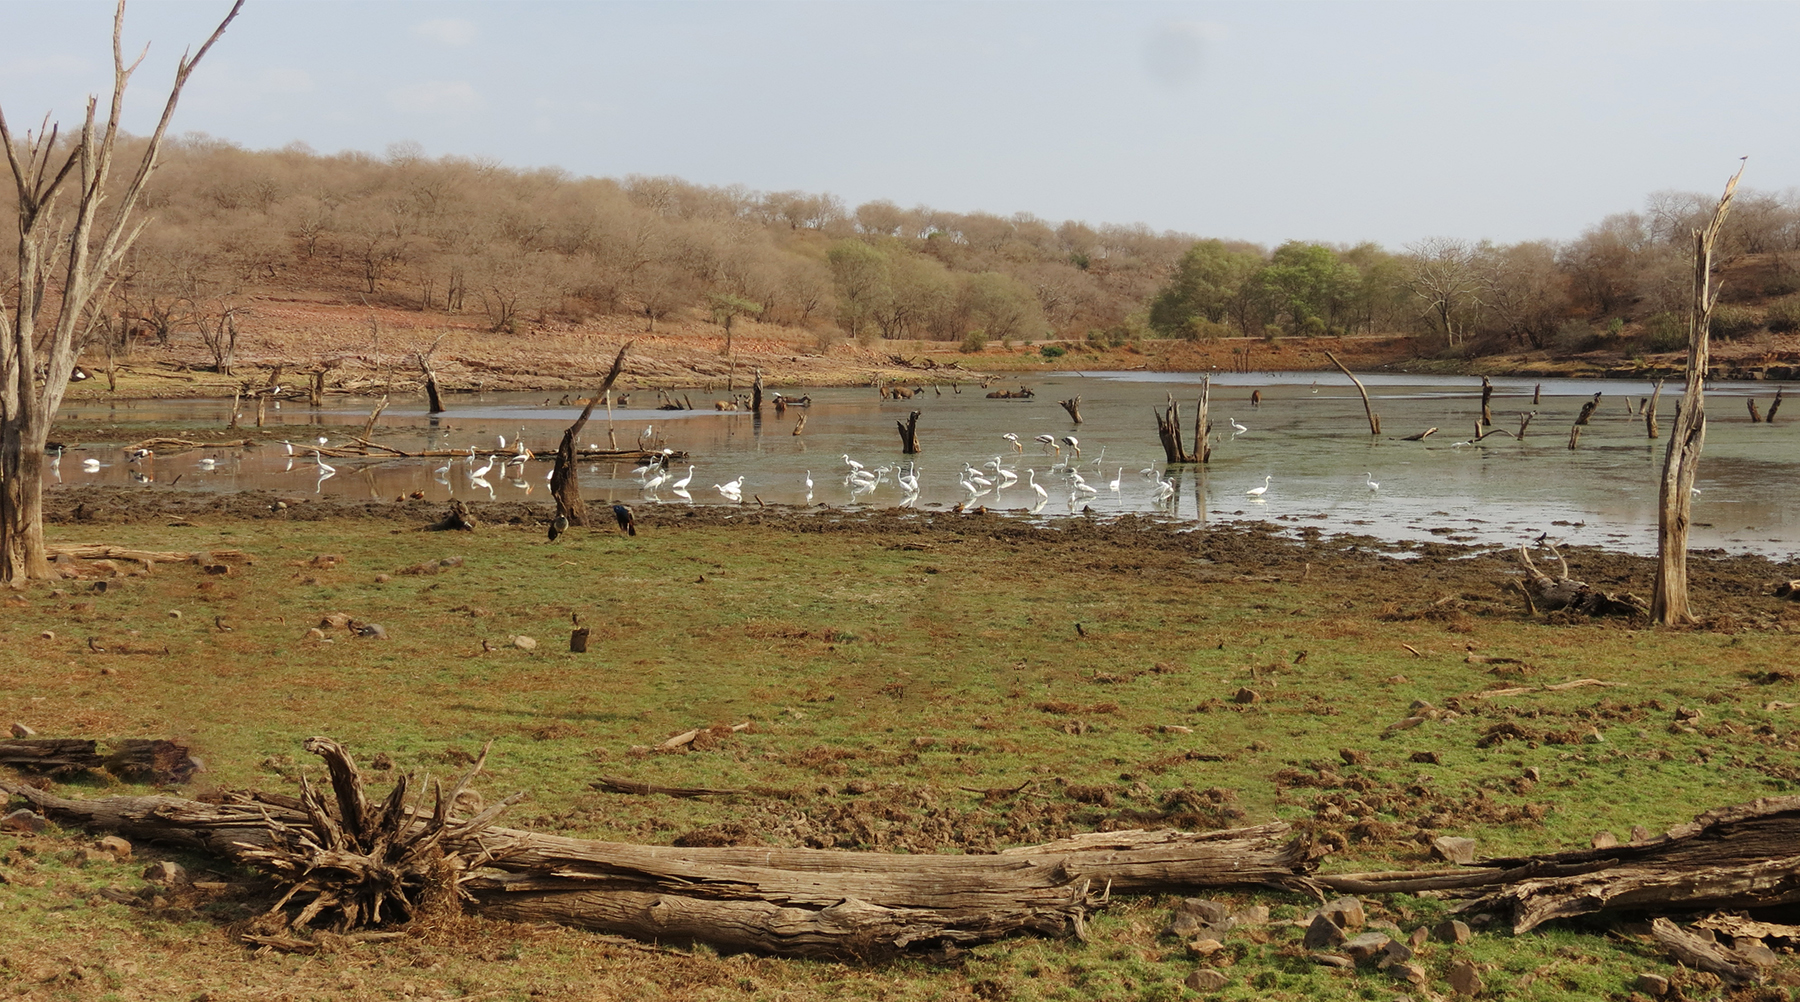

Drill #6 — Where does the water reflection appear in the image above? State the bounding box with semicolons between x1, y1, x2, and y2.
50;372;1800;558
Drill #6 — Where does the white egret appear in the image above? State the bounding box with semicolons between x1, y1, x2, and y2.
283;440;295;456
470;455;496;479
842;454;864;472
1246;475;1271;498
82;457;101;472
1229;417;1248;434
1365;472;1379;491
1027;469;1048;501
1108;468;1123;491
1153;477;1176;501
198;457;217;471
720;474;745;494
317;436;329;447
50;446;62;470
314;451;336;476
674;465;695;491
803;470;814;493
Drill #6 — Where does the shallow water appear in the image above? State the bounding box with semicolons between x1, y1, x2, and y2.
50;372;1800;558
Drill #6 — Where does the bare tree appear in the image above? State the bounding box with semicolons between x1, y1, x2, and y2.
1652;164;1744;626
0;0;241;585
1405;237;1482;348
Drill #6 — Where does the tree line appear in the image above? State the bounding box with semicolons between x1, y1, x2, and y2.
10;135;1800;359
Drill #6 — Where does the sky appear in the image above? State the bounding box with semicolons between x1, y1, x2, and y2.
2;1;1796;249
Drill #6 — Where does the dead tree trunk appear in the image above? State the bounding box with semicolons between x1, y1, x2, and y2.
1748;397;1764;422
1574;392;1601;425
359;396;388;442
752;368;763;416
896;411;922;454
1058;396;1082;424
418;334;448;414
310;370;326;407
1767;386;1784;423
552;346;631;528
1516;412;1535;440
1324;350;1379;435
1533;383;1542;405
1480;376;1494;426
1655;165;1742;626
1193;379;1212;464
1154;396;1194;463
1646;378;1665;439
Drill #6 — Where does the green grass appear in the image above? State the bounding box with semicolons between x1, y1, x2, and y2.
2;510;1796;999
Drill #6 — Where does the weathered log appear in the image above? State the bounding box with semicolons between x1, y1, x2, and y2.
1463;796;1800;933
423;500;478;532
1649;917;1764;985
1058;396;1082;424
1748;397;1764;423
897;411;922;454
0;738;102;773
46;544;198;564
1400;427;1437;442
593;777;746;798
1516;544;1646;617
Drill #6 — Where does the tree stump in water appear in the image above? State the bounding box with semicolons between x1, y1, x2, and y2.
897;411;922;454
1058;396;1082;424
1574;391;1602;426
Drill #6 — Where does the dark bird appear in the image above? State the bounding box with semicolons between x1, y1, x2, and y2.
548;512;569;542
612;504;636;536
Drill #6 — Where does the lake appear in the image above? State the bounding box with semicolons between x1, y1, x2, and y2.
51;371;1800;558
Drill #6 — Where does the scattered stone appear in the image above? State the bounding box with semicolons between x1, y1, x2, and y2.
1432;919;1472;945
1635;973;1670;997
142;860;187;885
75;847;113;866
1187;938;1226;957
1388;962;1427;986
38;630;54;640
1314;896;1365;930
1;809;46;833
319;612;352;629
1383;939;1415;965
1630;824;1653;842
512;635;538;651
1674;706;1702;723
1183;969;1228;992
1339;748;1368;766
304;627;326;640
373;573;391;584
1175;898;1233;924
1523;766;1540;781
1430;836;1478;865
1592;830;1619;849
1304;913;1348;950
1232;905;1270;926
10;722;35;738
166;610;181;619
1583;727;1605;744
1408;926;1429;950
1311;953;1353;968
1233;687;1260;704
1734;939;1779;968
1449;959;1483;996
1343;932;1392;964
97;836;132;861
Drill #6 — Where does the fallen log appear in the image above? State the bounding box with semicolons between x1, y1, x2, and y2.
1516;543;1646;617
0;738;103;773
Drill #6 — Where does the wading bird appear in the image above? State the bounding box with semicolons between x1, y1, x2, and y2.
1365;472;1379;492
314;451;336;476
1028;469;1048;502
673;465;695;491
1002;432;1022;453
1229;417;1248;435
1061;435;1081;459
1246;475;1271;498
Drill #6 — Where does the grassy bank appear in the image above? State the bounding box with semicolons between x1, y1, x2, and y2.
2;501;1797;1000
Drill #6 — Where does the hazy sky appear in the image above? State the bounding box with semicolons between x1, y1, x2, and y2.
3;1;1795;248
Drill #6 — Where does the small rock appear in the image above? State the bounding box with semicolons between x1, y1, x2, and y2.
142;860;187;885
1304;913;1347;950
1339;748;1368;766
304;627;326;640
1591;830;1619;849
1448;959;1482;996
1630;825;1653;842
1;809;46;833
1635;973;1670;997
1317;895;1365;930
99;666;117;676
319;612;352;628
97;836;132;861
1583;727;1605;744
1674;706;1702;723
1311;953;1353;968
1734;939;1779;968
75;847;112;866
1430;836;1478;865
1523;766;1541;781
1432;919;1472;945
1174;898;1233;925
1410;750;1442;764
38;630;54;640
1231;905;1270;926
10;722;35;738
1388;962;1427;986
1343;932;1392;964
1232;687;1260;704
166;610;182;619
1187;938;1226;957
844;779;873;795
512;635;537;651
1383;939;1414;964
373;573;391;583
1408;926;1429;949
1183;969;1228;992
1160;724;1193;734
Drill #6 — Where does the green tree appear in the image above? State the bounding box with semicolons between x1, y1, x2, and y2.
958;271;1044;342
825;240;890;339
708;293;763;355
1254;242;1357;335
1147;240;1261;337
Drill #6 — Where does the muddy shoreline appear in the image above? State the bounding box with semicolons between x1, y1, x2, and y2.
43;485;1800;632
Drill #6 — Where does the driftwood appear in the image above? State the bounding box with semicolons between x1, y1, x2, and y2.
1516;544;1647;617
0;738;102;773
1400;427;1437;442
1516;411;1535;440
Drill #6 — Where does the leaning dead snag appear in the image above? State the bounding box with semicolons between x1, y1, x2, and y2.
1480;376;1494;426
1058;395;1082;424
1768;386;1784;423
896;410;922;454
551;345;630;528
1645;378;1664;439
1515;543;1646;617
1654;164;1743;626
1324;350;1379;435
1574;392;1602;426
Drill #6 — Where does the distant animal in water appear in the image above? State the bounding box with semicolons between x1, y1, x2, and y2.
612;504;636;536
548;513;569;541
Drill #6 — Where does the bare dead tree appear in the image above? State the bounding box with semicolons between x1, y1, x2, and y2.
550;345;630;527
1323;350;1380;435
1653;164;1744;626
0;0;242;585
